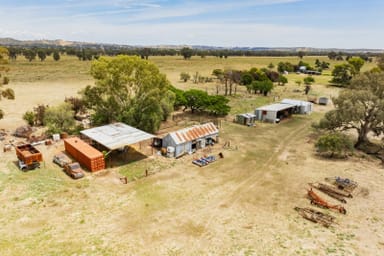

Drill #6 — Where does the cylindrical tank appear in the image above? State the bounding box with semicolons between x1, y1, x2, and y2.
166;146;175;157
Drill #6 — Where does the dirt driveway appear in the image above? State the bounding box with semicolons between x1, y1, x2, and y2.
0;67;383;255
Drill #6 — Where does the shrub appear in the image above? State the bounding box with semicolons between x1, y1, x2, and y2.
180;72;190;82
315;132;354;158
1;88;15;99
3;76;10;85
23;111;36;126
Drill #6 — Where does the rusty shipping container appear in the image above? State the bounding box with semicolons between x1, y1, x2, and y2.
64;137;105;172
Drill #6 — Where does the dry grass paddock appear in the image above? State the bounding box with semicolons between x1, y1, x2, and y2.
0;55;383;255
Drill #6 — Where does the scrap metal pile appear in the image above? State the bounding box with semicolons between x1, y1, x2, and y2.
192;155;217;167
295;176;358;227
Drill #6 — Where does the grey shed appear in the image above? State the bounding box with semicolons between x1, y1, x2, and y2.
162;122;219;158
281;99;313;114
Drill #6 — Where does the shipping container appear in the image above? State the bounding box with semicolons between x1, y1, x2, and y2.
64;137;105;172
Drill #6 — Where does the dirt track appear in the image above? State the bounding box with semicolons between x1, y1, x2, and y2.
0;60;383;255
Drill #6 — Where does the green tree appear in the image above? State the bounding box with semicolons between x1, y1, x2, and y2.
23;111;36;126
180;47;193;60
183;89;209;113
278;75;288;86
268;63;275;69
53;51;60;61
0;47;15;119
44;103;75;134
37;50;46;61
315;132;354;158
319;72;384;147
303;76;315;85
23;49;36;62
205;95;230;115
328;51;337;60
169;85;186;109
250;80;273;96
240;72;253;85
81;55;173;133
348;57;365;75
180;72;191;82
140;48;150;60
277;62;294;73
160;90;176;121
331;64;353;86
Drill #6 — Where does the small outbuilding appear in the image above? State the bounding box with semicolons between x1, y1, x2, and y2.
235;113;257;126
318;97;329;105
281;99;313;114
255;103;296;123
161;122;219;158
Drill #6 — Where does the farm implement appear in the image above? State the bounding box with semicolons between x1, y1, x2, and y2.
307;188;347;214
294;207;335;227
325;176;358;193
309;182;351;203
192;155;216;167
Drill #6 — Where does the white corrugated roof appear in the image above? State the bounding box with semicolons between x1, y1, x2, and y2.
237;113;257;118
256;103;295;112
281;99;312;106
81;122;155;150
168;122;219;145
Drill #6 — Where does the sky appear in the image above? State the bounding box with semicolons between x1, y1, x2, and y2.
0;0;383;49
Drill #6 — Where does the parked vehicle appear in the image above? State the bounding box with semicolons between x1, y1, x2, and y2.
15;144;43;171
53;153;72;167
64;162;85;179
18;160;40;171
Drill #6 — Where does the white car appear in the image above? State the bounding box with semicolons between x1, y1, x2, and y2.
53;153;72;167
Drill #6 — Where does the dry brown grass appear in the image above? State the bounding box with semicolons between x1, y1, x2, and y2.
0;55;383;255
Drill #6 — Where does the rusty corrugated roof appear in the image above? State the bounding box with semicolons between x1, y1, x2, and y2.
168;122;219;145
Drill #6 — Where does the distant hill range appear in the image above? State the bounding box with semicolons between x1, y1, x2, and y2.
0;37;382;53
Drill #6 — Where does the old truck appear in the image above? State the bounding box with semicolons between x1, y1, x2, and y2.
15;144;43;171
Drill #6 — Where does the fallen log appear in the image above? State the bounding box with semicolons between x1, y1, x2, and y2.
294;207;335;227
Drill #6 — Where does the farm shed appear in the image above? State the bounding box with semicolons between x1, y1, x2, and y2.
64;137;105;172
255;103;295;123
281;99;313;114
235;113;257;126
80;122;155;152
162;122;219;158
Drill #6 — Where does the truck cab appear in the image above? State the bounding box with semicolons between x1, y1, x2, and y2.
18;160;40;171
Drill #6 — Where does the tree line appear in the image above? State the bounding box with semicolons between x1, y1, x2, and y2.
3;45;381;62
21;55;231;134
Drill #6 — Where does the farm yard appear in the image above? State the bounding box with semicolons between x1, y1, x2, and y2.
0;55;384;256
